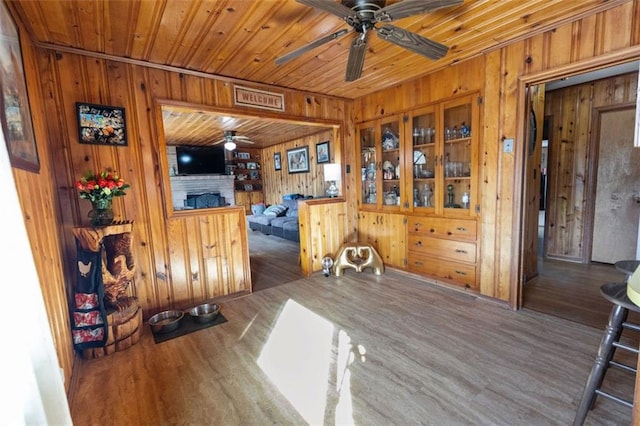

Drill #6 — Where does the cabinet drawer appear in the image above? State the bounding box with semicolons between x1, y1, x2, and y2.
407;235;476;263
408;216;476;241
407;253;477;288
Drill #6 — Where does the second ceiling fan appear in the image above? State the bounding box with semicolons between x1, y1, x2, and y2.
212;130;255;151
276;0;462;81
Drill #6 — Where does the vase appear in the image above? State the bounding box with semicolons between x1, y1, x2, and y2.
88;199;114;226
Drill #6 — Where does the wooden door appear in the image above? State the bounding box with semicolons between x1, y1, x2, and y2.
591;106;640;263
522;85;545;281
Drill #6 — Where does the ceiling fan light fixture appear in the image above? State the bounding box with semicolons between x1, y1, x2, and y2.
224;141;237;151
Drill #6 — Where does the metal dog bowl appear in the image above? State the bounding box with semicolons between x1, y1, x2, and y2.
149;310;184;333
188;303;220;324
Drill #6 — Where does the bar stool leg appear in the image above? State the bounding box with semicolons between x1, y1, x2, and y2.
573;304;628;426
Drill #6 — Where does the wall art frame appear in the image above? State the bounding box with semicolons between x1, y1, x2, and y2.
316;140;330;164
287;146;309;174
274;152;282;171
0;1;39;172
76;102;127;146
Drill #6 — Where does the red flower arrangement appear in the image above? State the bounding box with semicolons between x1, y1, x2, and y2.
75;169;130;204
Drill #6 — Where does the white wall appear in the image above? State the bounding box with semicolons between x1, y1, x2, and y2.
0;128;72;424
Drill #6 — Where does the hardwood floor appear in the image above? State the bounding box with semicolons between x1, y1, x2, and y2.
248;230;303;292
523;257;640;330
69;266;634;425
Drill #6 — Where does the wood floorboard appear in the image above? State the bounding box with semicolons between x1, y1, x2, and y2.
70;268;634;425
523;257;640;330
248;230;303;292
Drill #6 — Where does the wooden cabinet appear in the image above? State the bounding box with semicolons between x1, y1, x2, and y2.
231;148;264;213
357;211;406;269
407;216;478;290
356;94;481;290
235;190;264;214
405;95;479;217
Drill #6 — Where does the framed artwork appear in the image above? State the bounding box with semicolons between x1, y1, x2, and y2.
316;141;330;164
0;2;39;172
274;152;282;171
237;152;251;160
246;162;257;170
76;102;127;146
287;146;309;174
249;170;260;180
244;184;253;191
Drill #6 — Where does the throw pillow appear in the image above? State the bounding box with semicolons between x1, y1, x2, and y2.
263;204;288;217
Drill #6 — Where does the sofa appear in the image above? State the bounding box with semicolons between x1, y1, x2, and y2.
247;195;310;242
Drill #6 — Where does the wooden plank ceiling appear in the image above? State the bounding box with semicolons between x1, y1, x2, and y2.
161;105;332;148
9;0;627;147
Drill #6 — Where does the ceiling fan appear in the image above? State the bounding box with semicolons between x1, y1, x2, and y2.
275;0;462;81
212;130;255;151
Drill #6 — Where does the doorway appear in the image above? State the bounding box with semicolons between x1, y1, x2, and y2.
158;102;338;292
521;63;640;327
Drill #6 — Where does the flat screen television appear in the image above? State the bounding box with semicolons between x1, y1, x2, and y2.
175;145;226;175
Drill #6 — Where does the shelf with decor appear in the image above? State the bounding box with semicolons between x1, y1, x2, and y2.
357;114;403;210
231;148;264;214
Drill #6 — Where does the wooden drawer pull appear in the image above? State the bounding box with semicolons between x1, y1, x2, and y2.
430;228;435;233
455;249;467;254
415;241;423;247
455;270;467;276
414;261;424;266
456;227;467;232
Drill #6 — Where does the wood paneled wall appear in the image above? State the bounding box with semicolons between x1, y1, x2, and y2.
35;52;352;314
261;128;336;204
544;72;639;261
10;21;74;389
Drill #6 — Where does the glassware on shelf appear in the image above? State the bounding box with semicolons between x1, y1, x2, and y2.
462;192;470;209
420;184;432;207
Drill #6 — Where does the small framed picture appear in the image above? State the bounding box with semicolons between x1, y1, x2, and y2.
249;170;260;180
246;162;257;170
316;141;330;164
237;152;250;160
244;184;253;191
274;152;282;171
287;146;309;174
76;102;127;146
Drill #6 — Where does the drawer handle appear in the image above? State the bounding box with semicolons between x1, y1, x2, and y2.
455;270;467;276
415;241;423;247
456;227;467;232
455;249;467;254
415;261;424;266
430;228;435;233
447;231;452;235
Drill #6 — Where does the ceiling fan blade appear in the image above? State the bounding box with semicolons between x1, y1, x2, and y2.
275;29;349;65
377;24;448;60
212;138;225;145
297;0;355;20
345;32;368;82
375;0;462;22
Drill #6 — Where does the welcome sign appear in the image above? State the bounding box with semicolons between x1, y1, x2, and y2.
234;85;285;112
